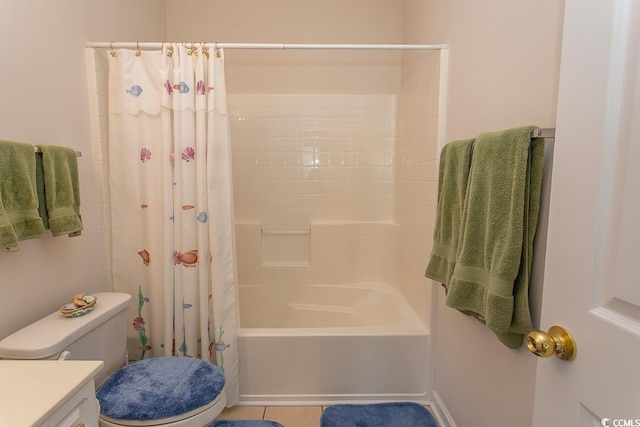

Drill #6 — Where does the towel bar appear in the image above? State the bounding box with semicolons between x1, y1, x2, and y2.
531;128;555;139
34;146;82;157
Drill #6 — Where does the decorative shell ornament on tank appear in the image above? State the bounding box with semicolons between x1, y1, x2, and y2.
60;293;98;318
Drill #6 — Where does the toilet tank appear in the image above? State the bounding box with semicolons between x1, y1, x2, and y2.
0;292;131;387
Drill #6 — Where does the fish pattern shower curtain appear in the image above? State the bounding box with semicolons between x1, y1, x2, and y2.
107;44;239;404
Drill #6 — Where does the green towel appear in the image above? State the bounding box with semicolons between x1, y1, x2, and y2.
35;153;49;230
445;126;545;349
425;138;475;287
36;144;83;237
0;140;45;250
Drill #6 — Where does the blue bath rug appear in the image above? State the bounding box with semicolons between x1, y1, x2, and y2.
321;402;438;427
210;421;284;427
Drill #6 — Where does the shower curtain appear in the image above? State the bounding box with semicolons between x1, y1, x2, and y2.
107;44;239;404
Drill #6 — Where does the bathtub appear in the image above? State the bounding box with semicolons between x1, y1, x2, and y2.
237;282;430;404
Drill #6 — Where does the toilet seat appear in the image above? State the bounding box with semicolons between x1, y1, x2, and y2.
97;357;226;427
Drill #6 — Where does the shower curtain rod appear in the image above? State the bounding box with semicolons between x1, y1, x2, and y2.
86;42;446;51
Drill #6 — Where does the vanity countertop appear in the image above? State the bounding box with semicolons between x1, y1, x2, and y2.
0;360;103;426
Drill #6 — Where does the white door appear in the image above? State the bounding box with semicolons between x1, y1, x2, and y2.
532;0;640;425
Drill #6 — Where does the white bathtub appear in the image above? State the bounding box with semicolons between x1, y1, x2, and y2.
237;282;430;404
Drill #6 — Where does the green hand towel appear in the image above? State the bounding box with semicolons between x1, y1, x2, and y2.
445;126;545;349
35;153;49;230
425;138;475;287
0;140;45;250
36;144;83;237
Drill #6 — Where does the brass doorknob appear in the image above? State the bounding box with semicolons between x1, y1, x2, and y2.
526;325;577;361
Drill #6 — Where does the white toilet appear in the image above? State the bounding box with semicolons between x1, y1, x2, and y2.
0;292;227;427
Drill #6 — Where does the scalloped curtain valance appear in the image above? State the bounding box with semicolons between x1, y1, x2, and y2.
108;44;227;115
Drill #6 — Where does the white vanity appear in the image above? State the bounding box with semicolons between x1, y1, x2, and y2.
0;360;103;426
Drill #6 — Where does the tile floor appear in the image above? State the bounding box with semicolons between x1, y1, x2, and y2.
215;405;437;427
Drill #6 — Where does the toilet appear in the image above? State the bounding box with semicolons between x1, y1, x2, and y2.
0;292;227;427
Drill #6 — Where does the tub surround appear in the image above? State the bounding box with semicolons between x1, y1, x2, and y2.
229;90;438;403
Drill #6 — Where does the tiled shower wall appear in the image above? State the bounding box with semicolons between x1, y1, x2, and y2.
229;94;400;287
229;95;396;223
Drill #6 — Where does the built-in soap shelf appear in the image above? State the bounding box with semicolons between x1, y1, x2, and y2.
261;228;311;236
260;223;311;266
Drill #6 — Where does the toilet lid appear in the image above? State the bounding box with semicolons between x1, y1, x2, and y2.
97;357;225;423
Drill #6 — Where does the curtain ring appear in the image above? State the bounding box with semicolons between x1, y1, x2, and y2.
165;41;173;57
202;42;209;58
188;41;198;56
135;41;141;57
215;42;221;58
109;41;117;58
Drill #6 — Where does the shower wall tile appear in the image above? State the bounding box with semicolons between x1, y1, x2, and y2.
228;94;396;224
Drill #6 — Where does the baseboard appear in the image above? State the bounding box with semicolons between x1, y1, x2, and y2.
238;391;430;407
429;391;456;427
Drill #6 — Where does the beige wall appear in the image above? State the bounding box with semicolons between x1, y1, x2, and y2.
412;0;565;426
0;1;166;340
165;0;404;94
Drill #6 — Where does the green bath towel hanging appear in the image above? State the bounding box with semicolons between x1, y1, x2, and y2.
444;126;545;349
36;144;83;237
425;138;475;287
0;140;46;250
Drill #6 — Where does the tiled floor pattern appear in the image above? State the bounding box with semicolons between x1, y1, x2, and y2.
216;405;437;427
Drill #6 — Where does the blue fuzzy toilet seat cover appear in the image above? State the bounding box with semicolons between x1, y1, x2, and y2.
97;357;225;422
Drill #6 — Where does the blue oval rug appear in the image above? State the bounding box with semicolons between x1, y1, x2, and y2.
321;402;438;427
